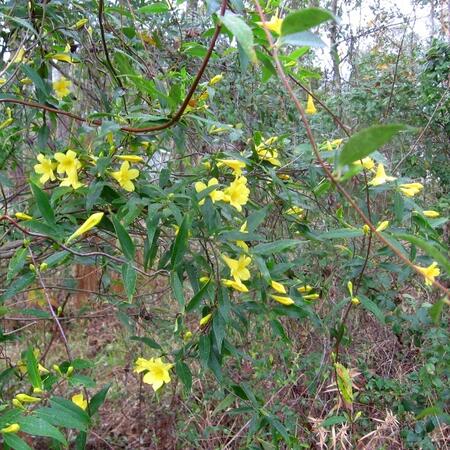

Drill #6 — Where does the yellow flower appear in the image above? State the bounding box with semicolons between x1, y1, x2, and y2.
34;153;57;184
134;357;173;391
116;155;144;163
305;95;317;115
67;212;104;243
297;285;313;293
351;297;360;305
223;176;250;212
54;150;81;178
15;393;41;403
256;145;281;166
286;206;304;217
415;262;440;286
0;78;6;85
217;159;246;176
368;163;396;186
71;393;87;410
303;293;320;300
222;278;249;292
48;53;73;64
15;212;33;221
53;77;72;99
354;157;375;171
256;12;283;35
236;221;249;251
330;139;343;147
375;220;389;232
0;424;20;434
271;295;295;306
199;313;212;326
12;399;24;409
362;224;370;234
422;210;440;218
399;182;423;197
209;74;223;85
270;280;286;294
111;161;140;192
195;178;224;205
222;254;251;282
60;172;84;190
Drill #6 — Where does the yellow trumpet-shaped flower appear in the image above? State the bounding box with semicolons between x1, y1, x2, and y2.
53;77;72;99
236;221;249;252
195;178;224;205
368;163;396;186
399;182;423;197
256;12;283;35
0;424;20;434
67;212;104;243
34;154;57;184
72;393;88;410
422;210;440;218
54;150;81;178
270;280;286;294
116;155;144;163
222;278;249;292
223;176;250;212
134;357;173;392
60;171;83;190
15;212;33;221
375;220;389;232
199;313;212;326
256;145;281;166
111;161;140;192
271;295;295;306
222;254;251;282
15;393;41;403
415;261;440;286
217;159;246;176
305;95;317;115
354;157;375;171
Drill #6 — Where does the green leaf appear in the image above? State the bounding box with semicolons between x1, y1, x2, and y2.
428;298;446;325
121;263;137;301
18;415;67;445
175;360;192;392
25;347;41;389
3;433;33;450
21;65;49;100
170;272;185;306
220;11;257;64
7;247;27;282
335;362;353;407
36;397;90;431
0;272;36;304
186;279;210;312
281;8;334;35
394;232;450;275
280;31;326;48
138;3;169;14
321;415;347;428
416;405;443;420
89;384;111;416
30;182;55;226
170;215;189;268
359;294;385;324
338;124;406;166
130;336;162;350
252;239;304;255
317;229;364;240
111;214;135;261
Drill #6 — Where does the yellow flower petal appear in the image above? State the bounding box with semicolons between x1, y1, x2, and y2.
199;313;212;326
72;393;88;410
0;424;20;434
270;280;286;294
271;295;295;306
422;210;440;218
67;212;104;243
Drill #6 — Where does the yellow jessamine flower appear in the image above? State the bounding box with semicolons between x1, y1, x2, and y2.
15;393;41;403
217;159;246;176
303;293;320;300
305;95;317;115
116;155;144;163
368;163;396;186
236;221;249;252
256;145;281;166
199;313;212;326
297;285;313;293
195;178;224;205
351;297;360;305
222;254;251;282
134;357;173;391
67;212;104;243
399;182;423;197
223;176;250;212
60;172;83;190
270;280;286;294
222;278;249;292
209;74;223;85
354;157;375;171
111;161;140;192
375;220;389;232
34;154;57;184
72;393;87;410
422;210;440;218
0;424;20;434
54;150;81;178
271;295;295;306
15;212;33;221
415;262;440;286
12;399;24;409
53;77;72;99
256;12;283;35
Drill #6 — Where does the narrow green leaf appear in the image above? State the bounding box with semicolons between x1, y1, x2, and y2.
121;263;137;301
175;360;192;392
25;347;41;389
220;12;257;64
281;8;334;35
3;433;33;450
170;215;189;268
252;239;303;255
186;279;210;312
359;294;385;324
317;229;364;240
30;182;55;226
111;214;135;260
0;272;36;304
170;272;185;306
89;384;111;416
338;124;406;166
280;31;326;48
7;247;27;282
130;336;162;350
18;415;67;445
